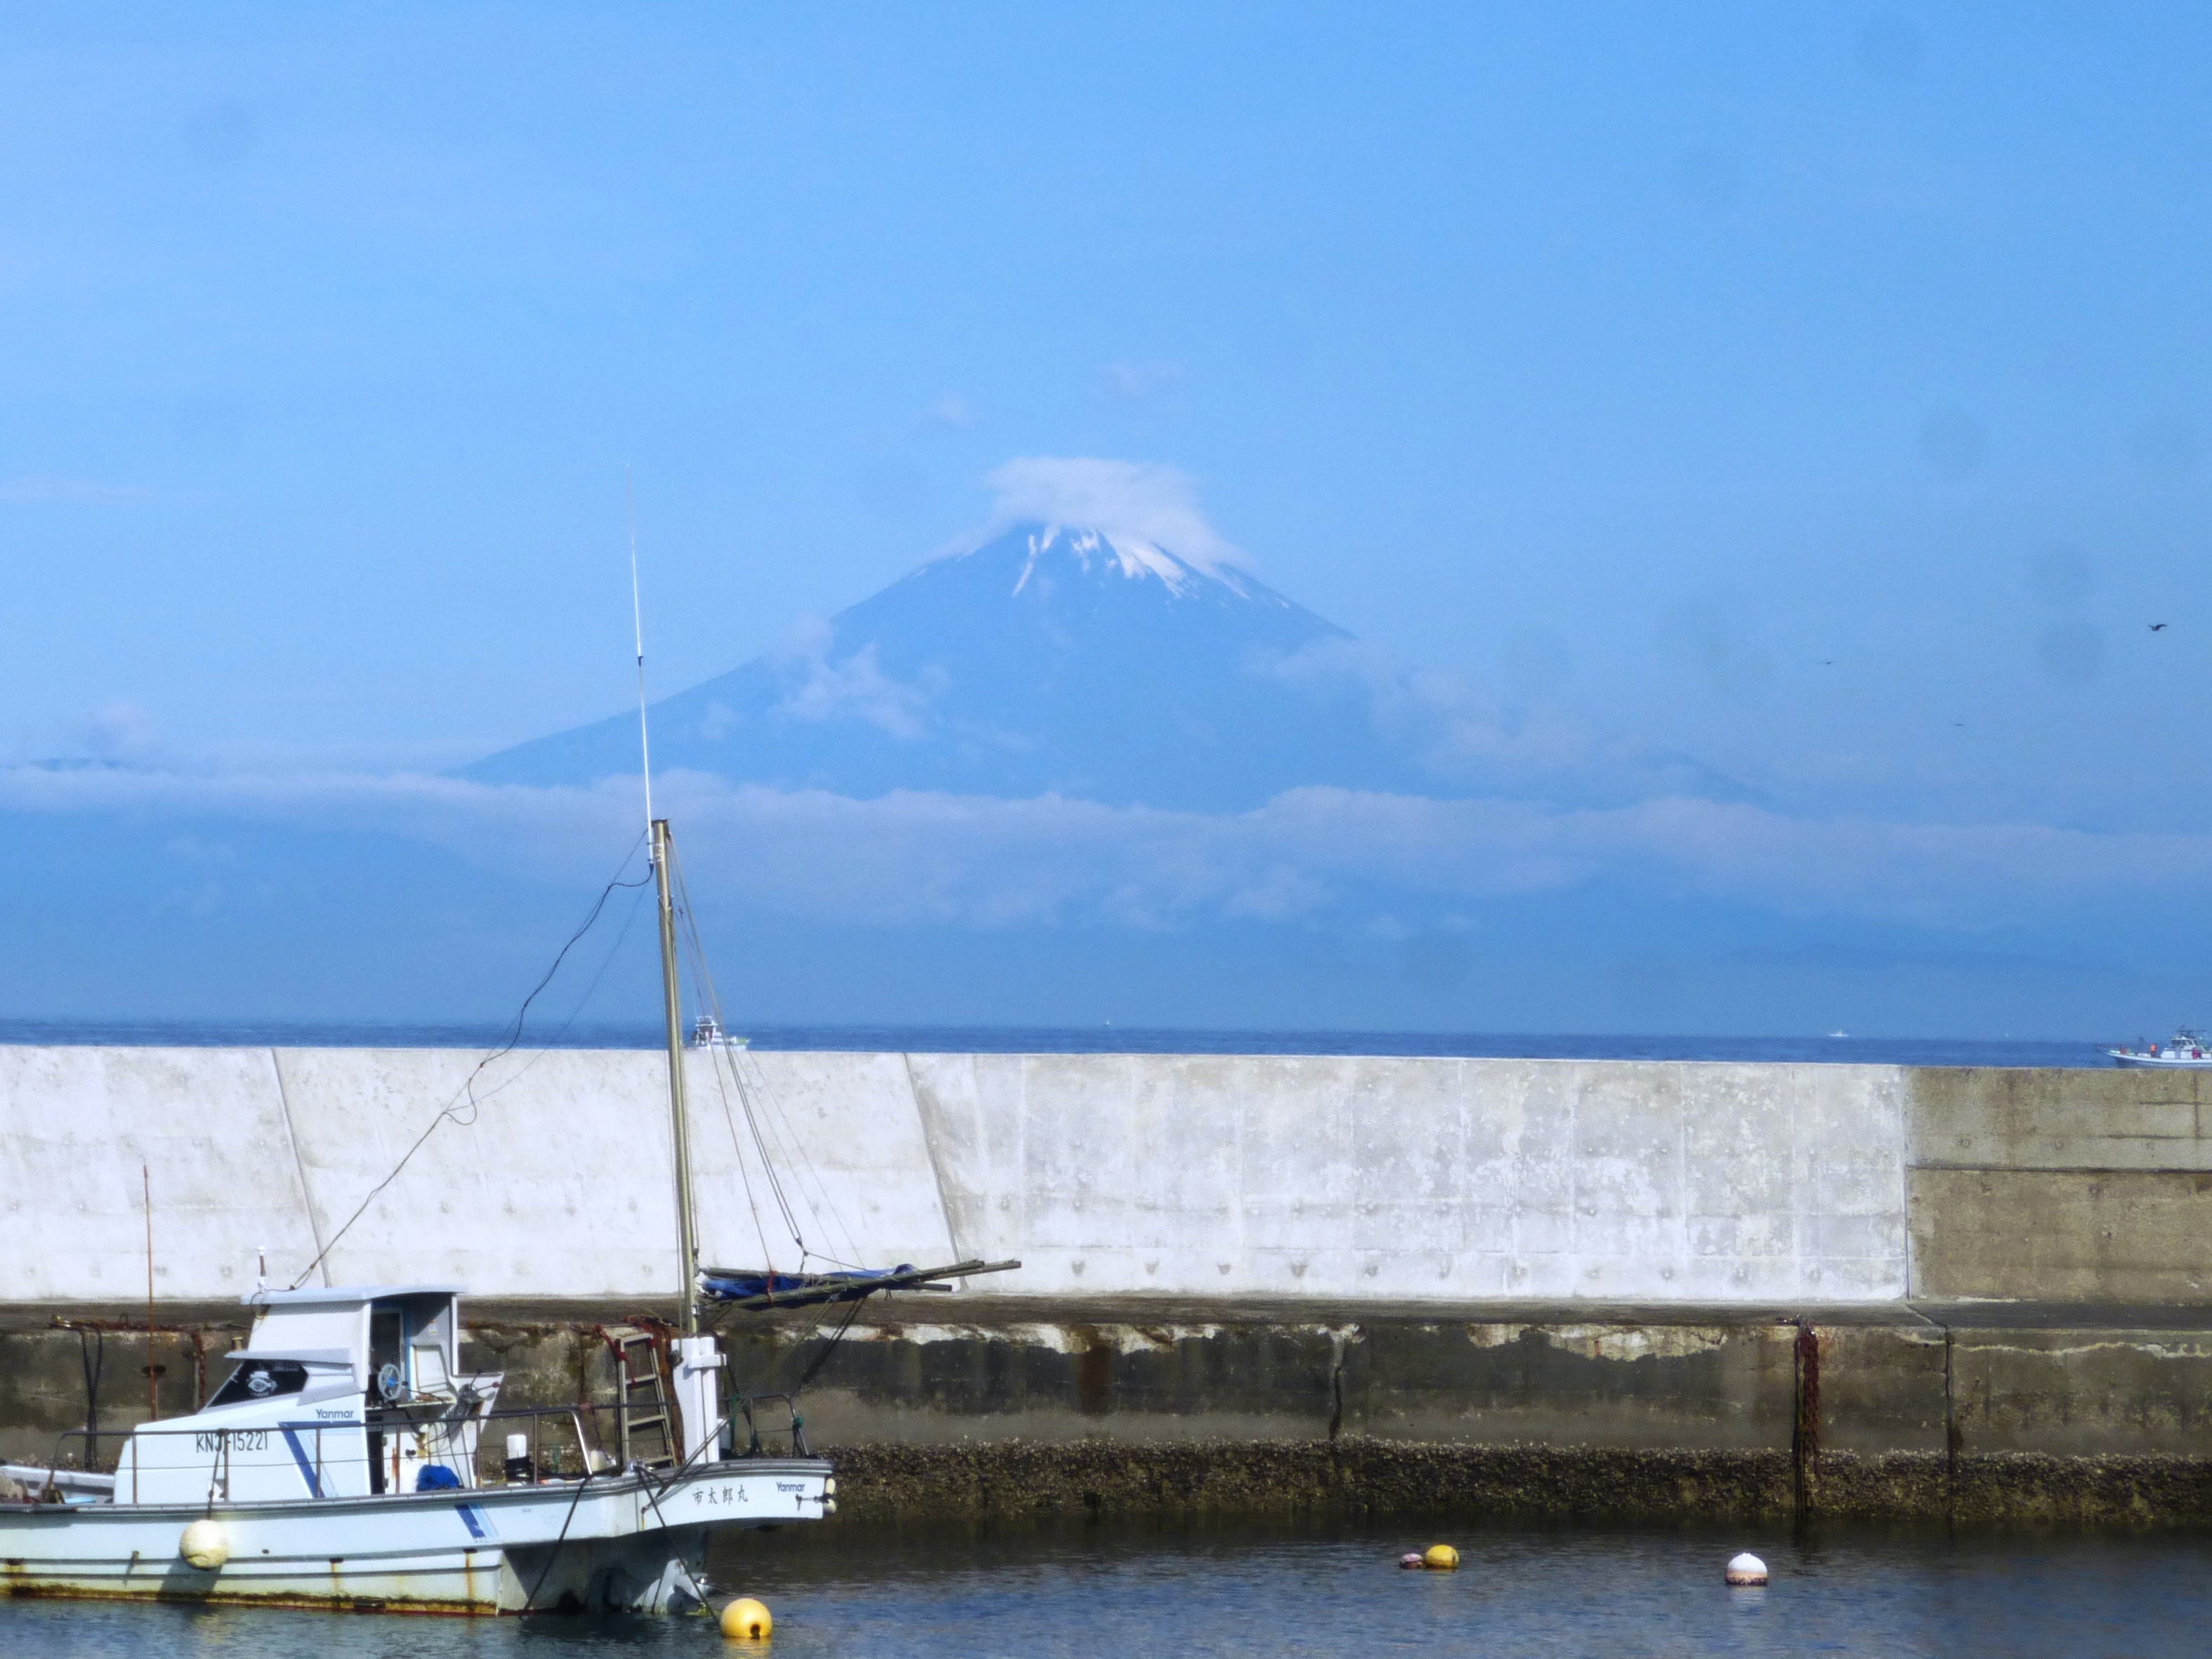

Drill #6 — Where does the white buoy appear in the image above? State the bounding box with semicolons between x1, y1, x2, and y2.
179;1518;230;1571
1725;1552;1767;1586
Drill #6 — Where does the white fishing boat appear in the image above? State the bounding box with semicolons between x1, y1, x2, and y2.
2105;1029;2212;1068
0;1280;828;1613
0;821;839;1613
0;817;1009;1614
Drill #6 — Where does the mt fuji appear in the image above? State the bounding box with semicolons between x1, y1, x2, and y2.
468;523;1462;810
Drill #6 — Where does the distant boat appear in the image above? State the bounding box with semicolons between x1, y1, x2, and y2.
690;1013;749;1050
2106;1029;2212;1068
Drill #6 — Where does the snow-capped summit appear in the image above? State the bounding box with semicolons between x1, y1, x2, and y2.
1003;523;1256;602
466;521;1437;809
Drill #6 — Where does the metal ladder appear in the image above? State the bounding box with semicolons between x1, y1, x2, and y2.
610;1328;678;1470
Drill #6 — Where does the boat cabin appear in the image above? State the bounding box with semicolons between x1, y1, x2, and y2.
112;1285;504;1506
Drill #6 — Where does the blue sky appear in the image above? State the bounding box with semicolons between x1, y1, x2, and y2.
4;6;2211;1034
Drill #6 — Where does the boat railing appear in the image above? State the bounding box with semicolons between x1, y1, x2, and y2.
46;1421;369;1505
467;1404;612;1483
45;1427;128;1478
732;1392;810;1458
37;1408;605;1502
470;1394;815;1479
25;1395;806;1505
472;1398;812;1474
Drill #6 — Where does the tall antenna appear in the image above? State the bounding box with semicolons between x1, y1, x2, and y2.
628;465;654;833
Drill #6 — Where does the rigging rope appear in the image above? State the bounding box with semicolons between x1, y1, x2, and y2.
287;834;651;1290
790;1297;867;1394
728;1040;866;1269
704;1036;779;1274
666;840;865;1271
666;842;803;1249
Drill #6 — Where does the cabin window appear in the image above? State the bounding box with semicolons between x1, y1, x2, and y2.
206;1359;310;1407
369;1304;406;1395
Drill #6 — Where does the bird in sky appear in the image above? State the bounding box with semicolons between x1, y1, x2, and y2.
2150;622;2169;631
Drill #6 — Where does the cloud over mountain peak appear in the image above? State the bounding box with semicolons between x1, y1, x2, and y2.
977;456;1247;578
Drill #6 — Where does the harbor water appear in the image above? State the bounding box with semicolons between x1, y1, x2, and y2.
5;1517;2207;1657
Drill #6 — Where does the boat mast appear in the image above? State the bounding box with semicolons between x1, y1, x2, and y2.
651;817;699;1337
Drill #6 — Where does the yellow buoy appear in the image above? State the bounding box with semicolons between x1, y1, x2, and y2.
720;1597;774;1641
1423;1544;1459;1571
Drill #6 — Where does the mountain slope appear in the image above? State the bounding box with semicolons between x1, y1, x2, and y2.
469;524;1445;810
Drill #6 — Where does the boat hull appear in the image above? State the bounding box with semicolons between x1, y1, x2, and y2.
0;1458;830;1614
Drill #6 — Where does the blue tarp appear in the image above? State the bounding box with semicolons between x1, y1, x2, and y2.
701;1264;915;1304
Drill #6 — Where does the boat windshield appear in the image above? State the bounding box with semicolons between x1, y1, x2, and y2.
205;1359;310;1408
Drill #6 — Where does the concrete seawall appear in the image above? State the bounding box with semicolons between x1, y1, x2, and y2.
7;1295;2209;1526
7;1046;2212;1523
5;1045;1924;1304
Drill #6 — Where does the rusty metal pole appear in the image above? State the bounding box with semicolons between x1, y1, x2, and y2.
144;1165;158;1422
1792;1318;1821;1521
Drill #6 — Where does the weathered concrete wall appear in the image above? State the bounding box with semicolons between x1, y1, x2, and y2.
914;1055;1908;1302
1905;1067;2212;1301
1;1046;321;1304
824;1442;2212;1527
0;1045;1911;1305
13;1044;2212;1307
0;1045;957;1302
8;1300;2210;1524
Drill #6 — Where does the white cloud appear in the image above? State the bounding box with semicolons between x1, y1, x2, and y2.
1100;359;1186;402
980;456;1247;576
198;736;492;774
765;619;944;739
1253;638;1586;774
1247;637;1734;801
914;393;978;430
69;701;161;762
774;642;942;739
5;762;2212;939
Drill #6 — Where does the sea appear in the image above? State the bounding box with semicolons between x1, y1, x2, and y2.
4;1515;2204;1657
0;1018;2116;1069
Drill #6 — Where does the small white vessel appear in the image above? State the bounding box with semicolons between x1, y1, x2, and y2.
690;1013;749;1050
2105;1029;2212;1067
0;820;834;1613
0;1281;827;1613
